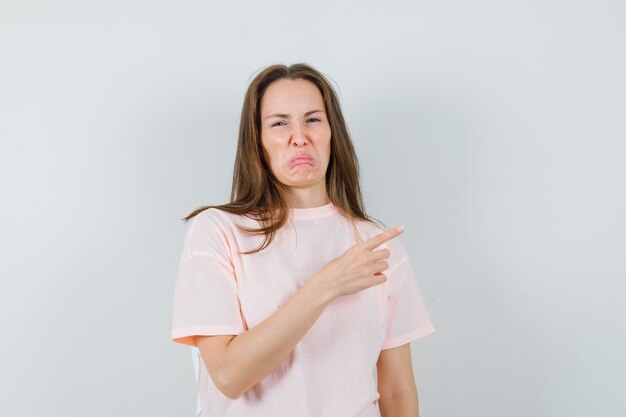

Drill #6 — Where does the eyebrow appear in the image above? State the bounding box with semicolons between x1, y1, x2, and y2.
263;109;324;121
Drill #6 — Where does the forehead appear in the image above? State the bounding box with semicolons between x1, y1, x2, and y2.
260;78;324;115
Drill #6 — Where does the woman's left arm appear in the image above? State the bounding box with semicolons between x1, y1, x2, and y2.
376;343;420;417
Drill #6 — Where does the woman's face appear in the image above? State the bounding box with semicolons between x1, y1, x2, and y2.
259;78;332;189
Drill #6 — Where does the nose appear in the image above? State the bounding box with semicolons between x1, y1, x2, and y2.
290;120;309;146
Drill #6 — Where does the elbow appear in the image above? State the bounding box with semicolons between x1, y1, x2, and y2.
216;369;242;400
220;384;241;400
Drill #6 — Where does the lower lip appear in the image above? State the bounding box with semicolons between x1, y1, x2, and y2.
291;158;313;167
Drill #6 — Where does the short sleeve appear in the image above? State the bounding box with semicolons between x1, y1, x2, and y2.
170;209;246;347
380;244;435;350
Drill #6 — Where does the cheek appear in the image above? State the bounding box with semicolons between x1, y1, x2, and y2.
322;136;332;157
260;141;276;168
263;142;285;168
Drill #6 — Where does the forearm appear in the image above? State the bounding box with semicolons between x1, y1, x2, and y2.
221;277;333;398
378;390;420;417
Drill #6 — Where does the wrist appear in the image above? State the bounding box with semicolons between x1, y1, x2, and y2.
302;274;334;307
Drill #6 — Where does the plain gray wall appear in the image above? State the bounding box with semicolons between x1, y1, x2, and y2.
1;1;624;416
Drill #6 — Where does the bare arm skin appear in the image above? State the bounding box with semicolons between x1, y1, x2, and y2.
377;343;420;417
197;280;332;399
197;225;405;399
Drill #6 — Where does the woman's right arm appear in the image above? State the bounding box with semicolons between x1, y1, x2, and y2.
197;279;333;399
198;225;403;399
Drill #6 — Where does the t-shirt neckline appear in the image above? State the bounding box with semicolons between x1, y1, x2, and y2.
290;202;338;221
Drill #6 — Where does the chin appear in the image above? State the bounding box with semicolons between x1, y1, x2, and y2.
289;175;324;186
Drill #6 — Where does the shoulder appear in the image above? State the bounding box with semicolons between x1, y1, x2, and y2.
187;206;260;244
191;207;229;226
184;207;241;245
190;206;248;231
181;208;241;261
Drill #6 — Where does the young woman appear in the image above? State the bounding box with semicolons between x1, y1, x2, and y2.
171;63;435;417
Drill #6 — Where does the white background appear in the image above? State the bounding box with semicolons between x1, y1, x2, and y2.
1;1;625;416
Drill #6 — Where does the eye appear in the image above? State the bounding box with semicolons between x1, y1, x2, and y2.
271;121;286;127
308;117;321;123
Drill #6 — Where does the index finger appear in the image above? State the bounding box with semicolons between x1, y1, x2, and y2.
363;225;405;250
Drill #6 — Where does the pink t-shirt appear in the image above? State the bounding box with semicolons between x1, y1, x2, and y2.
171;202;435;417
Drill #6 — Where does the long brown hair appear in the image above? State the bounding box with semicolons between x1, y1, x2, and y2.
181;62;386;255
